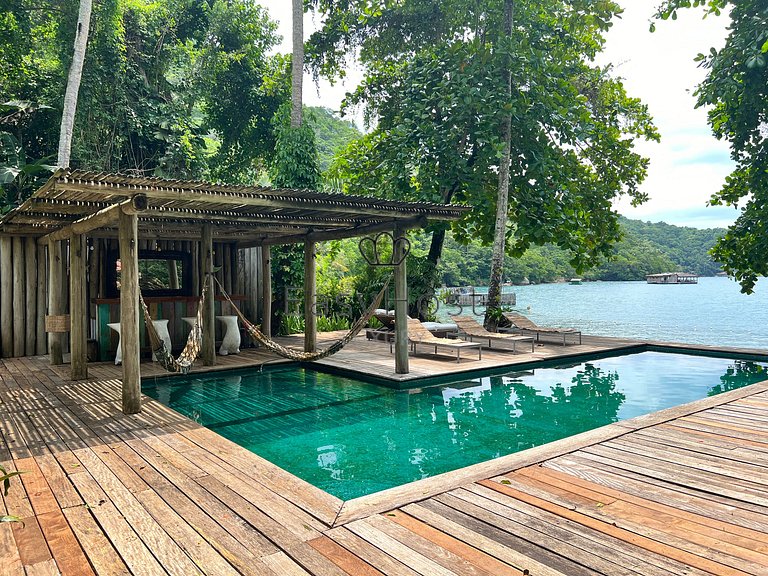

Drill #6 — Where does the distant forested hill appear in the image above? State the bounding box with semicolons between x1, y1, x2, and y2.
415;217;726;285
307;107;361;173
619;217;725;277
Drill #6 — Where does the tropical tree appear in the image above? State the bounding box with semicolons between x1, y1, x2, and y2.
654;0;768;292
314;0;658;313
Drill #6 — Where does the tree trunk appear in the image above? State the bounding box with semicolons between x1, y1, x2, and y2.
290;0;304;128
485;0;514;332
57;0;93;167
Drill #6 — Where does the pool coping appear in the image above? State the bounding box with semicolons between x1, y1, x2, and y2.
140;340;768;527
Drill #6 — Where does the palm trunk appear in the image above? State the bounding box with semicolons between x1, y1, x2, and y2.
290;0;304;128
57;0;92;167
485;0;514;331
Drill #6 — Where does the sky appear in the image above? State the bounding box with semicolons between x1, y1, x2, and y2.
262;0;737;230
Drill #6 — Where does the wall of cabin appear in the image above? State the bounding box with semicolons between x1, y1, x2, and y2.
0;234;263;360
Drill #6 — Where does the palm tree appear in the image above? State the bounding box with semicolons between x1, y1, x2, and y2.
57;0;92;166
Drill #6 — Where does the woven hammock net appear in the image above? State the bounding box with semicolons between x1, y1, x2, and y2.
140;279;209;374
212;275;391;362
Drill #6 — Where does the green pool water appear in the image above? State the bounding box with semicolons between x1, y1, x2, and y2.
142;350;768;500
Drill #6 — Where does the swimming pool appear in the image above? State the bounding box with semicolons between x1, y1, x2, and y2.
142;350;768;500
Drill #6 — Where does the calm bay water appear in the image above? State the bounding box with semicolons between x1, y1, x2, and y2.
436;277;768;350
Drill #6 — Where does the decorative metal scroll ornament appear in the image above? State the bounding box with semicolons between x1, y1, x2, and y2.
358;232;411;267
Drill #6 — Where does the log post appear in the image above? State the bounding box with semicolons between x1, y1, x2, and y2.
201;224;215;365
261;245;271;337
70;234;88;379
48;239;64;365
304;241;317;353
0;238;11;358
36;243;47;355
394;225;409;374
119;209;141;414
12;237;25;357
24;237;37;356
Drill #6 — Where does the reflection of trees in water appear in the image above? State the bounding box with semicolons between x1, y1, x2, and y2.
708;361;767;396
410;363;627;469
507;363;626;449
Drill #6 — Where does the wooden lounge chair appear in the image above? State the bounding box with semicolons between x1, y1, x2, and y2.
502;312;582;346
366;311;396;341
453;316;534;352
391;318;482;362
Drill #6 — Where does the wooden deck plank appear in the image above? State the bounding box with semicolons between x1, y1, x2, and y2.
526;464;768;545
63;505;131;576
457;482;705;576
0;524;23;575
548;453;768;531
384;511;524;576
67;470;170;576
400;502;569;576
37;509;96;576
325;526;423;576
502;470;768;570
309;535;386;576
479;479;753;576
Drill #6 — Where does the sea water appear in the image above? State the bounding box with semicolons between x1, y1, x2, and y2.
435;276;768;350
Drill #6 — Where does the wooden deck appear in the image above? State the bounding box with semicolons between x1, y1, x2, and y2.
2;338;768;575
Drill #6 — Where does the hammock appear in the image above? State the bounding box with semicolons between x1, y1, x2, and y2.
211;275;391;362
140;279;209;374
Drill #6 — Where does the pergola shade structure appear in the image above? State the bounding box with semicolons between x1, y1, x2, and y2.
0;169;469;413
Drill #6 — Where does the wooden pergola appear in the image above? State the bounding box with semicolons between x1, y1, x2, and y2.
0;169;469;413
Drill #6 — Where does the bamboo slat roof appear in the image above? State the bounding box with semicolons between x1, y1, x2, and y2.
0;169;470;244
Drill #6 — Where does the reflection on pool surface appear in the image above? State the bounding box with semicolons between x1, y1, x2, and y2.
142;350;768;500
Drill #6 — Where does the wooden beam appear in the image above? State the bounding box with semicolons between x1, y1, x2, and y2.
69;234;87;380
38;194;147;244
201;224;215;366
394;224;409;374
304;241;316;353
55;182;445;219
119;209;141;414
48;240;64;365
244;216;428;248
140;209;362;228
261;245;271;337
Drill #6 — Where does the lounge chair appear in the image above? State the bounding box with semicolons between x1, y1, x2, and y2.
502;312;582;346
366;310;396;341
453;316;534;352
390;318;482;362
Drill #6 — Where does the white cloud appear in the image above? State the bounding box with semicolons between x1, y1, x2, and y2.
598;0;736;228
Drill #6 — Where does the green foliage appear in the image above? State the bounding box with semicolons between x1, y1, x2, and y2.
0;129;55;212
0;0;287;181
0;464;24;497
0;463;25;524
654;1;768;292
275;312;351;336
306;106;361;174
269;103;322;189
278;313;304;336
317;314;351;332
314;0;659;277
